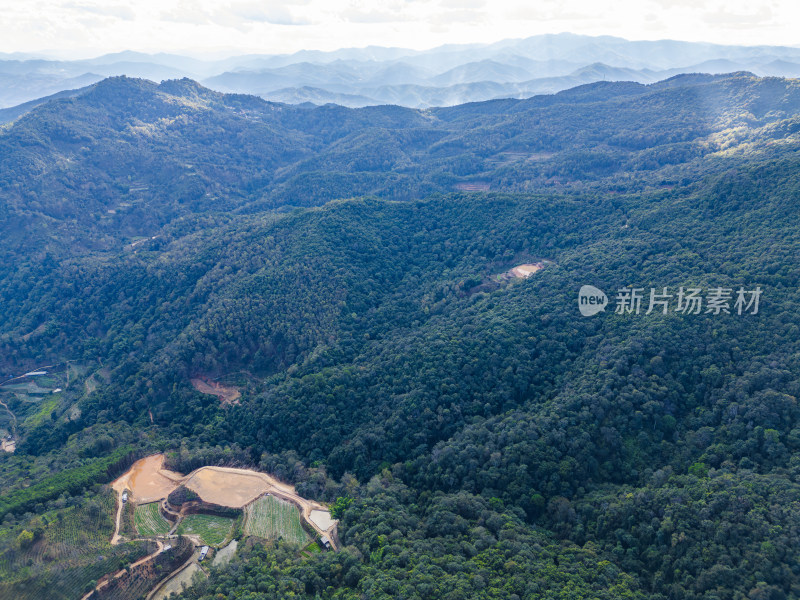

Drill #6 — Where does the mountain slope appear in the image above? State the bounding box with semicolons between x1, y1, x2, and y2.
3;72;799;260
1;73;800;600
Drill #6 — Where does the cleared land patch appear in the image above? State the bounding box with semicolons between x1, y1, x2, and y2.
190;377;241;405
244;495;309;545
113;455;181;503
508;263;545;278
176;514;234;547
134;502;171;537
184;468;268;508
309;509;335;531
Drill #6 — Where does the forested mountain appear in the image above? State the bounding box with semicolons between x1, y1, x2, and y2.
1;72;800;599
3;72;799;256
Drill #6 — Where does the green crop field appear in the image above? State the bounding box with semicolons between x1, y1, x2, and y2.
22;397;59;428
176;514;234;547
244;495;309;546
134;502;172;536
301;541;322;558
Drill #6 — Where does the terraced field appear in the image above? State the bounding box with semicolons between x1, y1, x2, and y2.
134;502;172;536
244;495;309;546
176;514;234;547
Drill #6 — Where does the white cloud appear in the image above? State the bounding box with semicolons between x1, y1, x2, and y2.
222;1;312;26
63;2;137;20
702;5;775;28
0;0;797;57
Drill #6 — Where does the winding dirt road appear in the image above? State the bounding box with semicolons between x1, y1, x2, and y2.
79;541;165;600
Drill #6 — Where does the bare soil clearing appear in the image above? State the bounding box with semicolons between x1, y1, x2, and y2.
113;455;180;504
190;377;241;405
185;468;268;507
508;263;545;278
21;323;46;341
310;510;335;531
455;182;490;191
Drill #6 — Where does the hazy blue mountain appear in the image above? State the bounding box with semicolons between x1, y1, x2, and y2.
263;86;379;107
361;62;435;85
759;59;800;77
0;85;93;124
0;71;103;108
430;59;535;85
5;34;800;110
83;61;189;81
205;61;366;95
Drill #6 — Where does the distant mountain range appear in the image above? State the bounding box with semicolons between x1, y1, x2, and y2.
3;33;800;109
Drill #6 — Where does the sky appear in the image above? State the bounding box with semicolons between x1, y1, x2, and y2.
0;0;797;58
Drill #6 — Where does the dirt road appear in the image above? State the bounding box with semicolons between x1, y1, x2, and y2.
110;488;124;545
146;549;203;600
79;541;165;600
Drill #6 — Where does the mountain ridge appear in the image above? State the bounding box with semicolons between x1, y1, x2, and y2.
4;33;800;109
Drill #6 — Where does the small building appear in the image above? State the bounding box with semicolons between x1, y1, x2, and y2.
121;491;129;503
199;546;209;561
320;535;332;550
163;544;172;552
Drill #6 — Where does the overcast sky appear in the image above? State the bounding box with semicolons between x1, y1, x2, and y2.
1;0;797;58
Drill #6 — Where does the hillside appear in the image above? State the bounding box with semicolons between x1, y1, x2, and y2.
0;74;800;599
2;72;799;259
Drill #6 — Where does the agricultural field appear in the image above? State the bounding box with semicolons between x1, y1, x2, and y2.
134;502;172;536
176;514;234;547
301;541;322;558
0;489;152;600
22;397;59;428
244;495;309;546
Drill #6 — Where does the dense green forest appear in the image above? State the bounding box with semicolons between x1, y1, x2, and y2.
1;72;800;599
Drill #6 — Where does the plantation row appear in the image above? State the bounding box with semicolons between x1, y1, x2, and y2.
243;495;309;546
134;502;172;537
0;447;137;520
176;514;233;547
0;541;151;600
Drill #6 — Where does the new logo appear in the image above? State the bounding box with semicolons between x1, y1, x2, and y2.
578;285;608;317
